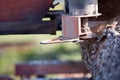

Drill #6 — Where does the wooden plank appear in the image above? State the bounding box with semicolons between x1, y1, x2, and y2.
0;76;13;80
25;78;90;80
15;61;89;76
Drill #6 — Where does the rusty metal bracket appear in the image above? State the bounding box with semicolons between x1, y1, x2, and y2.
40;0;101;44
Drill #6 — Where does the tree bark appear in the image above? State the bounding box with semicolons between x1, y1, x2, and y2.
80;22;120;80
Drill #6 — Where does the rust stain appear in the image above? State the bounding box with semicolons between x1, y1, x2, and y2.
0;0;53;21
73;18;79;36
62;16;67;37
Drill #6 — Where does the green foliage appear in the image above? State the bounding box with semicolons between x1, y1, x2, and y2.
0;50;20;74
19;45;81;62
0;32;81;77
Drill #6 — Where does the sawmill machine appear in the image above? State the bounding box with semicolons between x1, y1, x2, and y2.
0;0;119;37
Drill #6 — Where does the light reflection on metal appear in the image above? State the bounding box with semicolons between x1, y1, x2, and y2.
66;0;100;17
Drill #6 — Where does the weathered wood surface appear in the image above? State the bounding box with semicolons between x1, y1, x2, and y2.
15;61;89;76
80;16;120;80
93;26;120;80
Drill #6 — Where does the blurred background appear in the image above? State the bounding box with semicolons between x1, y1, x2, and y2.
0;0;82;79
0;32;82;79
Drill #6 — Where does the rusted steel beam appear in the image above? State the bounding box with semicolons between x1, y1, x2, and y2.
0;0;57;35
0;21;56;34
15;61;89;77
0;0;53;21
45;10;64;18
